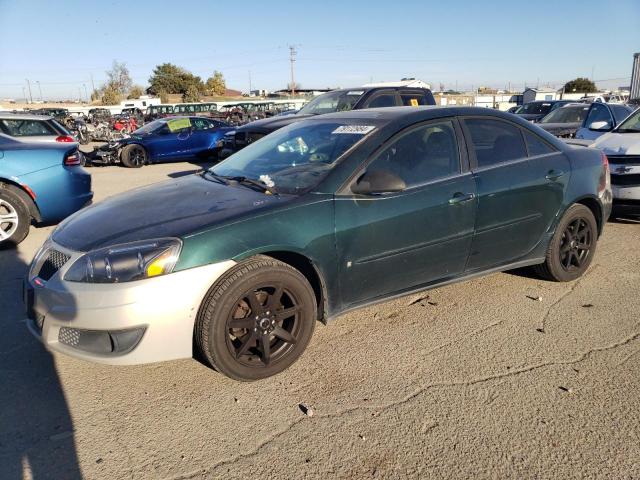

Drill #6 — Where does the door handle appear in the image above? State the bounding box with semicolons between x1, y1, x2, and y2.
449;192;475;205
545;169;565;181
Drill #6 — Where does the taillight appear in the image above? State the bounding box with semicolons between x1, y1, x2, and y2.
598;151;610;194
64;151;81;166
56;135;75;143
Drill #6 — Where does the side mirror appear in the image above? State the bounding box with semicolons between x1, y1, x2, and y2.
589;121;612;132
351;169;406;195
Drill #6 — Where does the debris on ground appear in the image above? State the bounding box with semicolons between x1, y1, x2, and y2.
299;403;315;417
558;386;574;393
359;434;366;440
582;304;594;308
526;295;543;302
407;294;429;306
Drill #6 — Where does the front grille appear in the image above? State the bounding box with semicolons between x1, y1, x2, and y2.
37;249;70;281
607;155;640;165
59;327;81;347
611;174;640;187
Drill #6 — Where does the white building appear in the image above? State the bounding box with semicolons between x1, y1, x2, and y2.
522;88;559;104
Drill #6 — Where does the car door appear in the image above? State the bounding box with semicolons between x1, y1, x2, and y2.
460;117;567;271
189;118;217;155
145;119;194;161
334;118;477;307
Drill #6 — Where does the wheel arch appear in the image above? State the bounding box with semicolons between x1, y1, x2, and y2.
246;250;328;323
0;178;41;222
572;195;604;236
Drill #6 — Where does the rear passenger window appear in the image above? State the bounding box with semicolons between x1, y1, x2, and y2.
0;119;55;137
366;94;397;108
464;118;527;168
400;93;428;106
524;130;555;156
367;120;460;188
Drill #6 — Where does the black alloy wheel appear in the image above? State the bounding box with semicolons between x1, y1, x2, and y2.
559;218;593;272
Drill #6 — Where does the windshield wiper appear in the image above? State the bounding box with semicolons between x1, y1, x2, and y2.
616;128;640;134
206;172;278;195
202;171;230;185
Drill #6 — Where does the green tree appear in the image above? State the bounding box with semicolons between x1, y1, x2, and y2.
101;86;121;105
563;77;597;93
148;63;204;95
205;71;226;96
127;85;145;99
182;84;201;103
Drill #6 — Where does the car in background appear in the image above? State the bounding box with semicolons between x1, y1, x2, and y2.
219;86;436;158
538;103;591;138
145;104;175;122
88;108;112;123
0;113;77;144
26;107;610;380
0;133;92;245
514;100;574;123
575;102;635;141
92;116;233;167
589;107;640;215
27;107;69;121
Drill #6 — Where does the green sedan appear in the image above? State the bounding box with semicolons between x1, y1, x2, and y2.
25;107;612;381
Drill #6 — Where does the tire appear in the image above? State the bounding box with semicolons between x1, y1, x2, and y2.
0;185;31;247
534;204;598;282
195;255;317;381
120;144;146;168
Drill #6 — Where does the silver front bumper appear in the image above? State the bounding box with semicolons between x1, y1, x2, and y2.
25;241;235;365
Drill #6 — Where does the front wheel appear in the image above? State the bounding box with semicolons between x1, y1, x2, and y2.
534;204;598;282
195;256;317;381
120;144;146;168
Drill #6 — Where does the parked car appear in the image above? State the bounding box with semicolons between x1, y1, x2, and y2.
144;104;174;122
588;107;640;215
538;103;591;138
91;116;233;167
219;86;436;158
514;100;574;123
575;102;635;141
0;134;92;245
0;113;76;143
25;107;611;380
88;108;112;123
27;107;69;121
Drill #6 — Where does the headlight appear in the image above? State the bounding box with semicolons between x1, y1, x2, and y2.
64;238;182;283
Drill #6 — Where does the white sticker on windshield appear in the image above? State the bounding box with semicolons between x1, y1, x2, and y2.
346;90;365;95
332;125;376;135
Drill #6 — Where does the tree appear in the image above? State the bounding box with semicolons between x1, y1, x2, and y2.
127;85;145;99
182;84;201;103
563;77;597;93
101;86;121;105
105;61;132;95
148;63;204;95
205;71;226;96
90;89;101;102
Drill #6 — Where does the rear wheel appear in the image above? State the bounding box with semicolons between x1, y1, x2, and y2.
195;256;316;381
120;144;146;168
534;204;598;282
0;186;31;247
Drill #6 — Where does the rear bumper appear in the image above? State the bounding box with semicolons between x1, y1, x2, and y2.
612;198;640;216
25;242;236;365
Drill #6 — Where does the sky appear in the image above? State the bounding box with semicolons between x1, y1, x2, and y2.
1;0;639;101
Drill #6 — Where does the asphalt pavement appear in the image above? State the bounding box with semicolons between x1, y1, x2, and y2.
1;160;639;480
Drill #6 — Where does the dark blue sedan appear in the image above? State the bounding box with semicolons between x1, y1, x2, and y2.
0;134;92;245
106;116;233;168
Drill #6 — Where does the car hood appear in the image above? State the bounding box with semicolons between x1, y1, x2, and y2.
236;113;315;133
52;174;293;252
538;122;581;133
592;132;640;155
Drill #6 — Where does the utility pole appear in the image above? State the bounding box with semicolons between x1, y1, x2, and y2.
36;81;43;101
25;78;33;103
78;87;82;103
84;83;88;102
90;73;95;93
248;70;252;95
22;87;26;103
289;45;297;97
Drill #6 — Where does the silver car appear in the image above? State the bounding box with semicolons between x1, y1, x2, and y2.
0;112;77;144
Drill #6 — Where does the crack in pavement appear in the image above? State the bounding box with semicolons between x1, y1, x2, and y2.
180;330;640;477
422;318;505;358
538;264;600;333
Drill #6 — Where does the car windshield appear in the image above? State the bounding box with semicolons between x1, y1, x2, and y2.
519;103;553;115
208;121;378;194
615;108;640;133
298;90;364;115
540;105;589;124
133;119;165;134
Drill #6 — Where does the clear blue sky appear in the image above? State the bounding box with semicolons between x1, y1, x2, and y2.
1;0;638;100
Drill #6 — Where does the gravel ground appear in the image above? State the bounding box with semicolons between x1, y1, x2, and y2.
1;159;639;480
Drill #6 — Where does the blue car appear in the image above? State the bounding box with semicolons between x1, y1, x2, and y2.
96;116;233;168
0;134;92;246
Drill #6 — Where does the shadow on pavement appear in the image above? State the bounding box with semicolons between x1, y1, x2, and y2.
0;244;82;479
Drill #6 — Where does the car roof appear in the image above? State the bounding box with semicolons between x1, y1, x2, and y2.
0;112;55;120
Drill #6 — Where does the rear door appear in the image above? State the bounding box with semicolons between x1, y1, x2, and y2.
335;118;477;306
460;117;567;270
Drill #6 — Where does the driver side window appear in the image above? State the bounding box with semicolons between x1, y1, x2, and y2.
585;104;612;127
367;120;460;188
